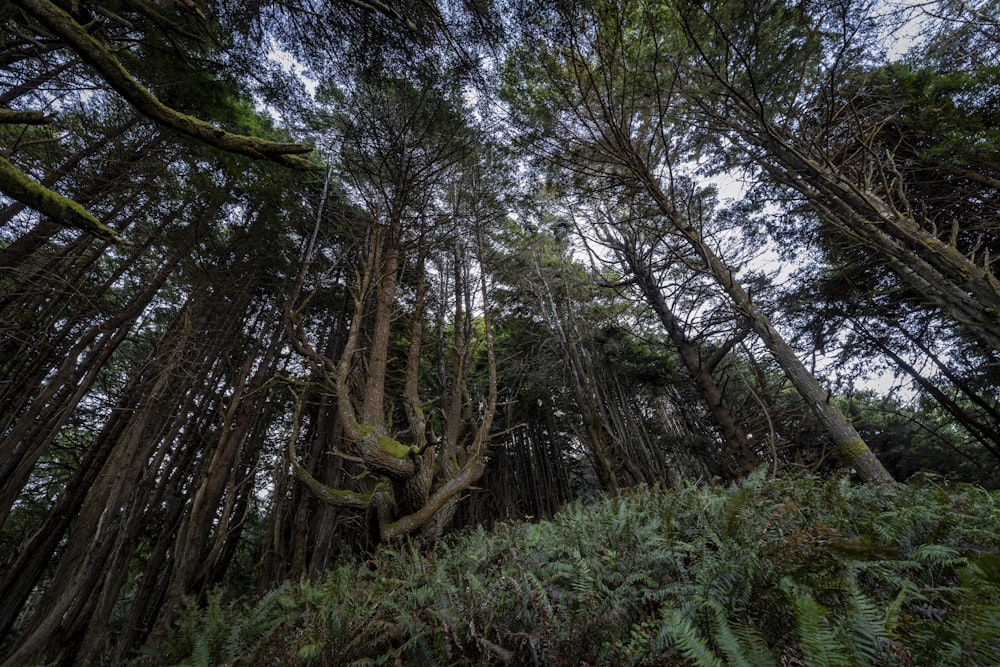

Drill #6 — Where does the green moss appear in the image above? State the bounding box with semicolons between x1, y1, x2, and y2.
838;437;870;459
353;423;418;458
0;156;127;243
24;0;316;170
377;434;419;459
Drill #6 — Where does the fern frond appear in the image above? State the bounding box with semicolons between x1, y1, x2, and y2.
661;607;724;667
912;544;966;569
705;601;764;667
731;619;776;666
782;578;854;667
839;585;886;665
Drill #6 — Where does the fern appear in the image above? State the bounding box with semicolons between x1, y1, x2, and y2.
912;543;966;569
152;475;1000;667
661;606;724;667
783;579;854;667
706;600;772;667
296;641;324;663
730;619;776;666
821;586;885;665
189;634;211;667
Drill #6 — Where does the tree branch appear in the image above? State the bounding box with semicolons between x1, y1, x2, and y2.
12;0;318;170
0;156;129;244
287;388;371;510
0;108;51;124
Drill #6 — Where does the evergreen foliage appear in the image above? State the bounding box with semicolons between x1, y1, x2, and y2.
5;0;1000;662
149;473;1000;666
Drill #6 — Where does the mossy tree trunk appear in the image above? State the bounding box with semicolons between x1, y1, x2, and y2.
283;72;499;543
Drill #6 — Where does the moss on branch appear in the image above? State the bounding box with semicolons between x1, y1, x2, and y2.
288;407;370;510
12;0;318;170
0;156;129;243
376;434;422;459
291;459;371;509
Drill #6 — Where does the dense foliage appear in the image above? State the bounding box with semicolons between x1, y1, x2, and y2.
2;0;999;663
152;473;1000;666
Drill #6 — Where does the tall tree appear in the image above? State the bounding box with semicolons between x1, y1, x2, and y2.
667;0;1000;353
285;72;502;542
504;0;894;482
498;219;731;486
0;222;294;666
685;0;1000;465
595;216;763;477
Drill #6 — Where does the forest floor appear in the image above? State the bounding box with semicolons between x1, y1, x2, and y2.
148;471;1000;666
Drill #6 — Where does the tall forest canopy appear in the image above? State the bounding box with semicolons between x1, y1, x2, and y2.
1;0;998;663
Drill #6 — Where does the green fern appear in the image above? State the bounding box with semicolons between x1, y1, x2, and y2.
838;585;889;664
661;606;724;667
783;579;854;667
153;475;1000;666
706;600;773;667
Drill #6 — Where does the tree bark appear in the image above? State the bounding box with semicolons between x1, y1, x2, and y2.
629;257;761;476
0;227;191;527
153;309;284;635
0;295;203;667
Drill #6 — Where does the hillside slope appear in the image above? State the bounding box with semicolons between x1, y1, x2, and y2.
148;472;1000;666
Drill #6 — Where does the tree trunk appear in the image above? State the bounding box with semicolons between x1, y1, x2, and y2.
0;298;202;667
628;256;760;477
154;308;283;635
633;165;895;483
0;229;190;527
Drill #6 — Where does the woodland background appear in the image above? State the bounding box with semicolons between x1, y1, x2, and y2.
1;0;998;664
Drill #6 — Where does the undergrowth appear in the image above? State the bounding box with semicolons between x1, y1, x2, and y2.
145;471;1000;666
